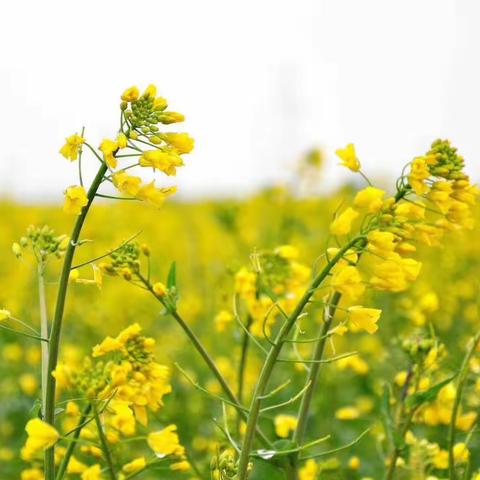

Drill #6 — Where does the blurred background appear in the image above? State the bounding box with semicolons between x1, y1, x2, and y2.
1;0;479;201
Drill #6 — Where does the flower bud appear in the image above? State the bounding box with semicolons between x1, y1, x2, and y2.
122;268;132;281
149;135;161;145
153;282;167;297
12;242;22;258
159;112;185;124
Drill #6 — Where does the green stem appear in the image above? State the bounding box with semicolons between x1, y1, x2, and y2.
55;404;91;480
93;402;116;480
290;291;341;477
384;366;418;480
44;162;108;479
38;262;49;418
448;330;480;480
236;236;364;479
237;316;253;434
137;273;272;448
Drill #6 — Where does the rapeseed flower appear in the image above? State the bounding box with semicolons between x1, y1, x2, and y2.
63;185;88;215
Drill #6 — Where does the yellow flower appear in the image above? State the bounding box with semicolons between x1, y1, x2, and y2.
0;308;10;321
354;186;385;213
159;111;185;124
122;456;146;474
408;156;430;195
456;411;477;431
348;306;382;334
164;133;195;154
330;207;359;236
214;310;233;332
81;464;102;480
99;138;119;169
143;84;157;98
66;456;87;474
117;133;128;149
109;401;136;436
112;172;142;197
336;143;360;172
92;336;123;357
330;266;365;300
367;230;396;255
19;373;38;396
274;414;297;438
395;201;425;220
152;282;167;297
147;424;184;458
335;406;360;420
139;150;184;176
453;442;470;463
21;468;44;480
121;86;140;102
171;460;191;471
24;418;60;452
275;245;299;260
348;456;361;470
337;355;369;375
60;134;84;161
299;459;319;480
63;186;88;215
136;182;177;208
116;323;142;343
153;97;168;110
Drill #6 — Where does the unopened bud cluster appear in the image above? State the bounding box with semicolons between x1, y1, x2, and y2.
210;448;248;480
401;333;436;361
100;242;143;279
12;225;68;262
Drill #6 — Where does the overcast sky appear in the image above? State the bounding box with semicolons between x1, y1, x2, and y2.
0;0;479;202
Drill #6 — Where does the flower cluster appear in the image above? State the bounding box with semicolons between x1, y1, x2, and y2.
12;225;69;262
327;140;478;337
70;323;172;427
60;84;194;215
235;245;311;336
20;324;190;478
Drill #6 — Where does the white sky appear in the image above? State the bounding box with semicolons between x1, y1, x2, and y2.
0;0;479;201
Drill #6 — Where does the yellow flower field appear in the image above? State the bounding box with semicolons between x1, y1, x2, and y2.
1;84;480;480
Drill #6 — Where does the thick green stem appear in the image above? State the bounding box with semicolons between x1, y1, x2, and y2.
93;402;117;480
38;262;49;418
236;237;364;479
137;274;272;448
237;316;253;434
44;162;108;479
290;291;341;477
55;404;92;480
448;330;480;480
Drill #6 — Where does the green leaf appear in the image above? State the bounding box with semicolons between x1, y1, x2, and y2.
167;261;177;289
405;374;457;409
29;399;42;418
380;385;394;443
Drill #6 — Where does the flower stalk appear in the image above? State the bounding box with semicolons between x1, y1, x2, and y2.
44;162;108;479
236;236;364;479
448;330;480;480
